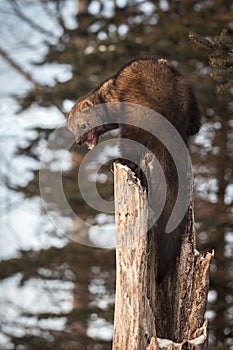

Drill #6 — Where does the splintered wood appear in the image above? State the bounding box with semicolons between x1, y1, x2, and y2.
112;163;212;350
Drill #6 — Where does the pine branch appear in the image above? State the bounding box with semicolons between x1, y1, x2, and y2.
209;57;233;69
189;29;233;94
188;32;214;49
216;82;232;94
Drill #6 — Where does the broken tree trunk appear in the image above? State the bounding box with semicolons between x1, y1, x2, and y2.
112;163;212;350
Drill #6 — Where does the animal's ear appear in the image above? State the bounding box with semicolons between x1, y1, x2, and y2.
80;99;93;110
66;99;93;119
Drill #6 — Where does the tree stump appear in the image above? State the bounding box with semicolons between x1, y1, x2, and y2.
112;163;212;350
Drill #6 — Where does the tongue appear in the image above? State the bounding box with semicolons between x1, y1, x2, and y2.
87;132;95;150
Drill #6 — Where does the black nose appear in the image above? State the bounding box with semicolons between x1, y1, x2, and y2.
81;123;86;130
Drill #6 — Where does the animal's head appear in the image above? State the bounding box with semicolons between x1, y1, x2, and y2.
67;97;118;150
67;99;98;149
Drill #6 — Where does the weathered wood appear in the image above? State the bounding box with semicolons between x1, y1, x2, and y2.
113;163;156;349
112;163;212;350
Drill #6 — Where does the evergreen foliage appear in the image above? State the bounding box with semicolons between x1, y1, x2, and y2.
189;29;233;93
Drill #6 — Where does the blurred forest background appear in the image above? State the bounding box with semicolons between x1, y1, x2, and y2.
0;0;232;349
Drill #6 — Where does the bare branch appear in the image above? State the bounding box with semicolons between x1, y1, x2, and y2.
40;0;65;32
0;46;40;88
0;46;66;117
11;0;57;38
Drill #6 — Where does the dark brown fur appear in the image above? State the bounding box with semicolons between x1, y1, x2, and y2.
67;57;201;281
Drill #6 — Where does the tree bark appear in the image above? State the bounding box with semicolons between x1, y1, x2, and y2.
112;163;212;350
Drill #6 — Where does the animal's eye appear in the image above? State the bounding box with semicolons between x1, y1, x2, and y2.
81;123;86;130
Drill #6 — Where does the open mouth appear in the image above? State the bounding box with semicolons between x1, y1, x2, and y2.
76;131;98;150
86;131;97;149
